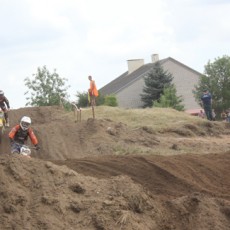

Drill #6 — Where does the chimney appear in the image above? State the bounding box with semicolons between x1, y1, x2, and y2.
127;59;144;74
151;54;159;63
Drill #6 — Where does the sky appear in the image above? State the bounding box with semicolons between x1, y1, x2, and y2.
1;0;229;109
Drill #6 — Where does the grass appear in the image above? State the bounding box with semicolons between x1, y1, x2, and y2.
57;105;230;155
66;106;229;134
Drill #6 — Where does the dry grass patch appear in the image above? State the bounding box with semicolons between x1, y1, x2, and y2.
65;106;229;136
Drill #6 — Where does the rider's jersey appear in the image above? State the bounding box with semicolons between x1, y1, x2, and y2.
0;96;10;109
9;125;38;145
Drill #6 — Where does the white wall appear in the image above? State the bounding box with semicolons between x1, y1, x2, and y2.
116;59;201;109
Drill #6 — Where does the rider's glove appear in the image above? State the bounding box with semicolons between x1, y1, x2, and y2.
34;144;40;151
9;138;14;145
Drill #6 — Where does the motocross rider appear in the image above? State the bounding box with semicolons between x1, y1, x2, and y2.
9;116;40;154
0;90;10;127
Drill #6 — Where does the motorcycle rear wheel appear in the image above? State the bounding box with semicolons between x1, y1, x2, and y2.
0;126;4;144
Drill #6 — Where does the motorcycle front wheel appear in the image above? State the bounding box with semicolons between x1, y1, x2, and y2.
0;126;3;144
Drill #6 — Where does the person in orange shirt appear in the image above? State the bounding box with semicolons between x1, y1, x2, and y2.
88;75;98;106
88;75;99;119
9;116;40;154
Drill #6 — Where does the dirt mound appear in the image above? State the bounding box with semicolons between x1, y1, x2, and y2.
0;106;229;229
53;153;230;200
0;155;157;230
1;106;161;160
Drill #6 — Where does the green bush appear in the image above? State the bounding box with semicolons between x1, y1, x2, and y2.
104;95;118;107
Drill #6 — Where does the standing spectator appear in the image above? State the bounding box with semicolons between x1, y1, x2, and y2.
200;89;213;121
88;75;98;106
88;75;99;119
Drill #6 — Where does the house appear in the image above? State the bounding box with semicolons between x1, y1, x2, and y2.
99;54;202;110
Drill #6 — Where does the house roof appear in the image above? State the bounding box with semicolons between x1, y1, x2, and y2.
99;57;202;95
99;63;153;95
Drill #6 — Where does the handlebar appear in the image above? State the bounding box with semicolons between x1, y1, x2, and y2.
12;142;38;150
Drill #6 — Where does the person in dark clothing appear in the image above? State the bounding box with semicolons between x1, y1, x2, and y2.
200;89;213;121
0;90;10;126
9;116;40;154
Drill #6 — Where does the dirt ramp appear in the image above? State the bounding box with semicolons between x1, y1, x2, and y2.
0;155;179;230
4;106;161;160
8;106;63;126
0;127;11;155
53;152;230;200
1;105;230;229
1;155;230;230
1;106;66;156
162;193;230;230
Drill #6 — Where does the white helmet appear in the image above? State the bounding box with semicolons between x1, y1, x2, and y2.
20;116;31;130
0;90;4;98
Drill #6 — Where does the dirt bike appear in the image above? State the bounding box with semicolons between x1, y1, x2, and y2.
0;112;6;144
11;142;37;158
20;145;32;157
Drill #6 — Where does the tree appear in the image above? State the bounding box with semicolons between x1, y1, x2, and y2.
194;55;230;113
24;66;70;107
141;62;173;107
153;85;185;111
75;91;89;108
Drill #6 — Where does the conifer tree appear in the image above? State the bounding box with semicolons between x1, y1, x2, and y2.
141;62;173;107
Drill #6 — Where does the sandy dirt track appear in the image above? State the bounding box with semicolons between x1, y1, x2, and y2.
0;106;229;230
